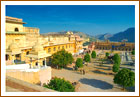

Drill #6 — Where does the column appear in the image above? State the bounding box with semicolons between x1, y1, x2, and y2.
12;55;15;65
21;51;26;61
44;58;47;67
38;59;40;69
30;58;32;69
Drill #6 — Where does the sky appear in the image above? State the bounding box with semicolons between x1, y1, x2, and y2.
6;5;135;35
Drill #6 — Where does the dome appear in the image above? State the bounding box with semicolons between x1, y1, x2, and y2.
8;43;19;50
70;32;73;34
32;41;44;52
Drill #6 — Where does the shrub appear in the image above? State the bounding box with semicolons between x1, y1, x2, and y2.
113;53;121;64
105;52;109;57
84;53;91;62
131;50;135;55
44;77;75;92
76;58;83;68
91;51;96;58
114;68;135;90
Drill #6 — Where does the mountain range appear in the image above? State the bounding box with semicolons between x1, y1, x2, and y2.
95;27;135;43
41;27;135;43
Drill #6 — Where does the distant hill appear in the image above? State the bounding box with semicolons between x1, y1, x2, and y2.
95;33;113;40
41;31;98;42
108;27;135;42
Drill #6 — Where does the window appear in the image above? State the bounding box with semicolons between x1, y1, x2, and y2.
15;39;20;42
48;48;51;53
53;47;56;51
16;54;20;57
35;62;38;66
15;28;19;32
26;51;29;55
62;46;64;49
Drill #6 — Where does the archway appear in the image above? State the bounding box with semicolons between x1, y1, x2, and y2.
6;54;9;61
43;60;46;66
15;28;19;32
35;62;38;66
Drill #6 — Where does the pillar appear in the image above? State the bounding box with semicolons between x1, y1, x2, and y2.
30;58;32;69
38;59;40;69
12;55;15;65
21;51;26;61
45;58;47;67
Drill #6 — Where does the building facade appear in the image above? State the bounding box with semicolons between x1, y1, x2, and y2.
93;40;135;51
5;16;84;68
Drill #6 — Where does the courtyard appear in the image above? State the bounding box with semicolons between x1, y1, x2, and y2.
52;50;135;92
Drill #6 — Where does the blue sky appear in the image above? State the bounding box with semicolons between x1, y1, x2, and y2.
6;5;135;35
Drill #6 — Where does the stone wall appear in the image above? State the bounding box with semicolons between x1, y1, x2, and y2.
6;66;52;85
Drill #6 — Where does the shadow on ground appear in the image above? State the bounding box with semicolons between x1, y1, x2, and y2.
64;67;73;70
92;70;108;75
94;67;111;71
95;65;111;68
79;78;113;90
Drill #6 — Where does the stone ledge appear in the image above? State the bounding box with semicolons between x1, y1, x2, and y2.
6;76;56;92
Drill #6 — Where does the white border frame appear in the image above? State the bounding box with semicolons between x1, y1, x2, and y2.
1;1;139;96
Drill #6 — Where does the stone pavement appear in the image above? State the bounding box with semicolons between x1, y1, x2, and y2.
52;68;126;92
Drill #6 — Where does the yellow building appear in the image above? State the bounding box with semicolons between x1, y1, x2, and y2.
5;16;84;68
94;40;135;51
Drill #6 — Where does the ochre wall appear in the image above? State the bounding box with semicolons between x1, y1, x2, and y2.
6;22;24;32
6;67;51;85
44;43;75;54
6;34;26;49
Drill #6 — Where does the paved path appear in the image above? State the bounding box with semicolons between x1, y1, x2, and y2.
52;68;125;92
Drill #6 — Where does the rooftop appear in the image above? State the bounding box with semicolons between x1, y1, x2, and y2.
6;16;26;24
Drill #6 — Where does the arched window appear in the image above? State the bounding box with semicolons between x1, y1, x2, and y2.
43;60;45;66
48;48;51;53
15;28;19;32
35;62;38;66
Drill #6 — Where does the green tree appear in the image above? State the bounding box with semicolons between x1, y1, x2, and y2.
114;68;135;90
51;49;74;69
84;53;91;62
105;52;109;58
112;63;119;73
91;51;96;58
113;53;121;64
76;58;83;68
131;50;135;55
44;77;75;92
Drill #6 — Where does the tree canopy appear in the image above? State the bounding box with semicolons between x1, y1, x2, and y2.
91;51;96;58
51;49;74;69
84;53;91;62
76;58;83;68
114;68;135;89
